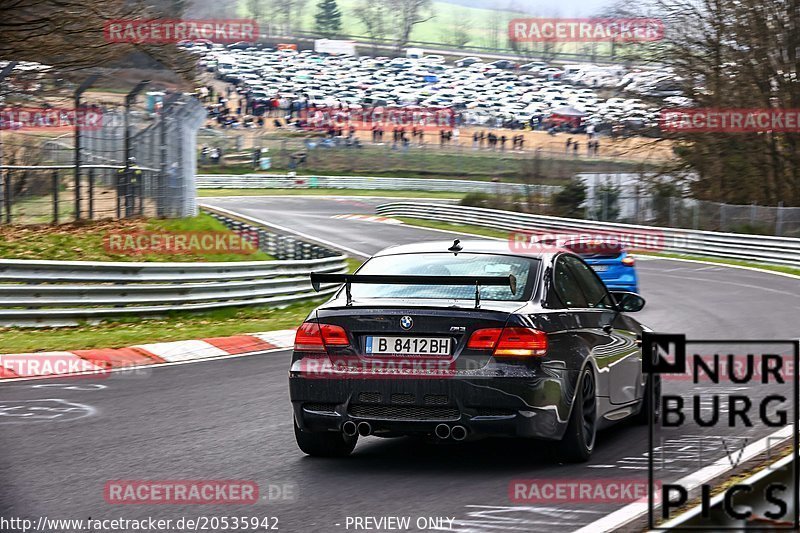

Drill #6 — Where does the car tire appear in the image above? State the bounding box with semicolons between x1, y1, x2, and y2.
556;368;597;463
293;419;358;457
633;375;661;425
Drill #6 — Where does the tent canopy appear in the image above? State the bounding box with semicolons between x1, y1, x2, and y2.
550;106;587;117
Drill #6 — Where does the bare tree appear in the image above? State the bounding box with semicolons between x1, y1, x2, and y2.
356;0;390;54
440;13;472;48
245;0;265;29
613;0;800;206
486;4;503;50
1;0;193;78
387;0;433;52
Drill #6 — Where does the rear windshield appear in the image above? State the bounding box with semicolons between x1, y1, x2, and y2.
350;253;537;301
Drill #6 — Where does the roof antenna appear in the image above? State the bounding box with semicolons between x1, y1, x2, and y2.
448;239;462;253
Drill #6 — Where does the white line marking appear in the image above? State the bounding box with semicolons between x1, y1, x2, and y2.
573;425;794;532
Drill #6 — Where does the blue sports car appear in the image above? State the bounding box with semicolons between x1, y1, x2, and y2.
561;239;640;293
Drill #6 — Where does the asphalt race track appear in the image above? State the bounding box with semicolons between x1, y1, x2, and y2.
1;195;798;533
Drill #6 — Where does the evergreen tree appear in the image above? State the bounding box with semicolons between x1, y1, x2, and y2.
315;0;342;38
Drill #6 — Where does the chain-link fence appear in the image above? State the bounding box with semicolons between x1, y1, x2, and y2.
581;173;800;237
196;133;656;182
1;89;206;225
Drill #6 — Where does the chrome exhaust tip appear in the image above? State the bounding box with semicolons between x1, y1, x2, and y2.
451;425;468;441
434;424;451;439
342;420;358;437
357;422;372;436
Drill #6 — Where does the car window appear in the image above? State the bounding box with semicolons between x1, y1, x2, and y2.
563;255;615;309
552;257;587;308
351;253;537;302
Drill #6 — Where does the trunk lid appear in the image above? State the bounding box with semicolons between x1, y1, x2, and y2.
314;299;523;371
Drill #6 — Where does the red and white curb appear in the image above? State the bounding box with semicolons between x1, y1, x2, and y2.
331;214;403;224
0;329;297;380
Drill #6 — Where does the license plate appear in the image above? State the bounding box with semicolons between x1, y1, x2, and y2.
365;336;451;356
592;265;609;272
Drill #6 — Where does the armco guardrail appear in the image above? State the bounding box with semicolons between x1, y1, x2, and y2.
375;202;800;267
0;212;347;327
196;174;560;197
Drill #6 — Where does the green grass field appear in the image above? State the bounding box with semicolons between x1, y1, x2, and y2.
0;214;272;262
241;0;618;56
200;147;653;183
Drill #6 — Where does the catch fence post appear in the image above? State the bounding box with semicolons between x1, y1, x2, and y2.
52;170;59;224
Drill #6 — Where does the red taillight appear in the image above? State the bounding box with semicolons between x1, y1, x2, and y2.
294;322;349;351
467;327;547;357
295;322;324;351
320;323;349;345
467;328;503;350
621;256;635;267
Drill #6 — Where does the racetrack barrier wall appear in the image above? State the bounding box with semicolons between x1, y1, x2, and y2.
374;202;800;267
0;212;347;327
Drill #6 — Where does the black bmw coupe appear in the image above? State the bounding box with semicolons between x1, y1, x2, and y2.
289;240;656;462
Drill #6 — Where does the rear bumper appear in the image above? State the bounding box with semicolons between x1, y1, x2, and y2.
289;369;580;440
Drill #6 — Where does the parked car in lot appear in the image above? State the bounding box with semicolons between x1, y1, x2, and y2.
290;240;653;462
455;56;483;67
205;44;672;133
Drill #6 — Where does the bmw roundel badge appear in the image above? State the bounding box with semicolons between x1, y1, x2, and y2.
400;316;413;330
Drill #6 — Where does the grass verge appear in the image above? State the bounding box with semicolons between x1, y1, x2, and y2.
0;256;363;353
394;217;800;278
198;188;465;199
0;301;320;353
0;214;272;262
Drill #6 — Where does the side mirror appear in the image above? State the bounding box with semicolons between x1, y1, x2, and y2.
611;291;646;313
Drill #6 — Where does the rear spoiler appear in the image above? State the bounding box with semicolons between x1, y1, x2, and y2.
310;273;517;308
